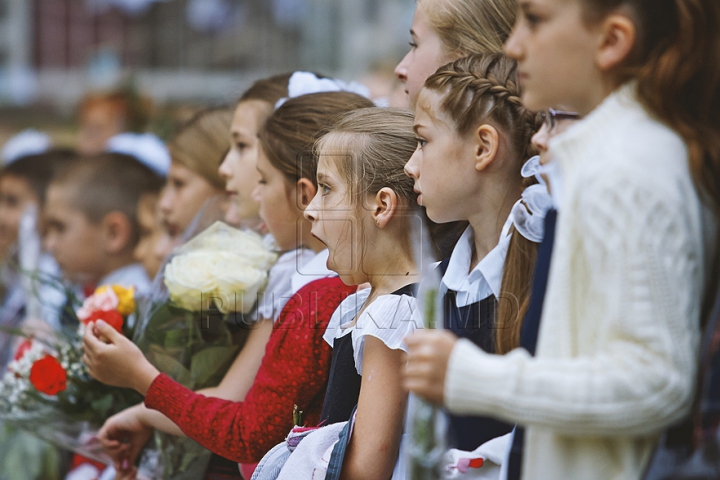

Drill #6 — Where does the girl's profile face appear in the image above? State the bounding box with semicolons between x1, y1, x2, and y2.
219;100;265;223
395;4;454;108
305;156;362;284
252;148;300;251
504;0;602;114
158;161;220;239
404;90;480;224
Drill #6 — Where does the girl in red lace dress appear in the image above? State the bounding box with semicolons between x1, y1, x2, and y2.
81;91;374;479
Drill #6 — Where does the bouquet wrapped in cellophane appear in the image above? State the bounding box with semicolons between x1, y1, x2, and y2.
134;220;277;479
0;284;145;466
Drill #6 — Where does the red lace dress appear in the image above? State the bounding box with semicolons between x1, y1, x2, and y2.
144;276;356;466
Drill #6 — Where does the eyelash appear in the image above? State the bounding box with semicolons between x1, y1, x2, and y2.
409;41;417;49
236;142;247;150
524;12;542;27
319;183;331;195
417;138;427;148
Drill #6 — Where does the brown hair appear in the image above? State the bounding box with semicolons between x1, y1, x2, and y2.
257;92;375;187
49;153;165;247
239;73;292;105
1;149;75;204
581;0;720;216
424;53;542;353
418;0;516;57
316;108;418;205
167;106;233;190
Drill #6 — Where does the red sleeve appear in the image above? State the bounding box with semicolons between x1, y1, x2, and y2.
144;277;355;463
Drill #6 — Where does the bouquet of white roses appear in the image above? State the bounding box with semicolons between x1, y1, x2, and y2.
134;221;277;479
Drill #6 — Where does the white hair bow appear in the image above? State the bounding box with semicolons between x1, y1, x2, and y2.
501;157;554;243
274;71;371;109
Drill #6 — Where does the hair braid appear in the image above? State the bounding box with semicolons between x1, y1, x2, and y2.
424;53;539;159
423;53;543;354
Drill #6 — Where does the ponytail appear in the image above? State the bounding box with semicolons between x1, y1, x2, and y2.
583;0;720;214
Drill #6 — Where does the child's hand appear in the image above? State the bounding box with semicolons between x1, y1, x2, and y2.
403;330;458;406
82;320;160;395
98;405;154;472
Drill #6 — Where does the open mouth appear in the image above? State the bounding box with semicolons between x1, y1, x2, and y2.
311;232;327;247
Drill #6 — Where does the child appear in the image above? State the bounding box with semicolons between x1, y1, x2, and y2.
0;150;77;344
290;107;423;479
403;53;543;453
44;153;164;304
404;1;720;479
159;107;232;242
82;91;374;479
133;191;164;280
395;0;516;107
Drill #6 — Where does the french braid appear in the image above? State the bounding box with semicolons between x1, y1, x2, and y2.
424;53;541;160
424;53;542;354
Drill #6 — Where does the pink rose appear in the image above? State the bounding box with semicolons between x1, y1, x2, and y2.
76;289;119;321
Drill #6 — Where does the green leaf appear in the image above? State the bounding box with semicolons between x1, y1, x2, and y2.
189;346;239;389
146;348;192;385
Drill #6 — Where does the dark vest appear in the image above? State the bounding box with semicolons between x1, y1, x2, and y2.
439;259;514;451
320;283;417;424
507;208;558;480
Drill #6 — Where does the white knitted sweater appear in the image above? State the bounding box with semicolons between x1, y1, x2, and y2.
444;84;716;480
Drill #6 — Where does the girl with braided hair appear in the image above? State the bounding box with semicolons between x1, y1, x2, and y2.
405;0;720;478
404;52;546;459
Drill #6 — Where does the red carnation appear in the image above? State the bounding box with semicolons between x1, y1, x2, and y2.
82;310;124;333
29;355;67;395
13;338;33;361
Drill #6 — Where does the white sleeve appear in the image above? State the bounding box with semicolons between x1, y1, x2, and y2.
352;294;423;375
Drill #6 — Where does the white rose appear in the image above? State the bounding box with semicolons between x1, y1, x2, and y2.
164;251;219;311
212;253;269;314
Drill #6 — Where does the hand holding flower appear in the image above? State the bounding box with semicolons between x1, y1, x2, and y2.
403;330;459;406
82;320;160;395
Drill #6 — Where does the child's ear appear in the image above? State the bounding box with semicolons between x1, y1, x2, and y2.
296;178;318;209
473;124;500;172
373;187;398;228
595;12;636;72
102;212;133;255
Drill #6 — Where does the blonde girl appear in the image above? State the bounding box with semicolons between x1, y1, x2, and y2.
83;91;374;479
158;107;231;241
405;1;720;479
395;0;516;106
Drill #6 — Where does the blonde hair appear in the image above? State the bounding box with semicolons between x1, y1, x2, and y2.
424;53;541;354
418;0;516;57
167;107;233;190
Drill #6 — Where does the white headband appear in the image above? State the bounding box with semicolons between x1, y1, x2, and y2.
274;71;371;110
501;157;554;243
2;129;51;166
106;132;171;177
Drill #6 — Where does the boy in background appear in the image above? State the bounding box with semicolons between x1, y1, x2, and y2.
44;152;164;324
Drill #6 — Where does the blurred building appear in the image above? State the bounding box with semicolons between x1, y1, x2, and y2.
0;0;413;107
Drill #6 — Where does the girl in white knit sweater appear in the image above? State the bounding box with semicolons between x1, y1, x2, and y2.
403;1;720;480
